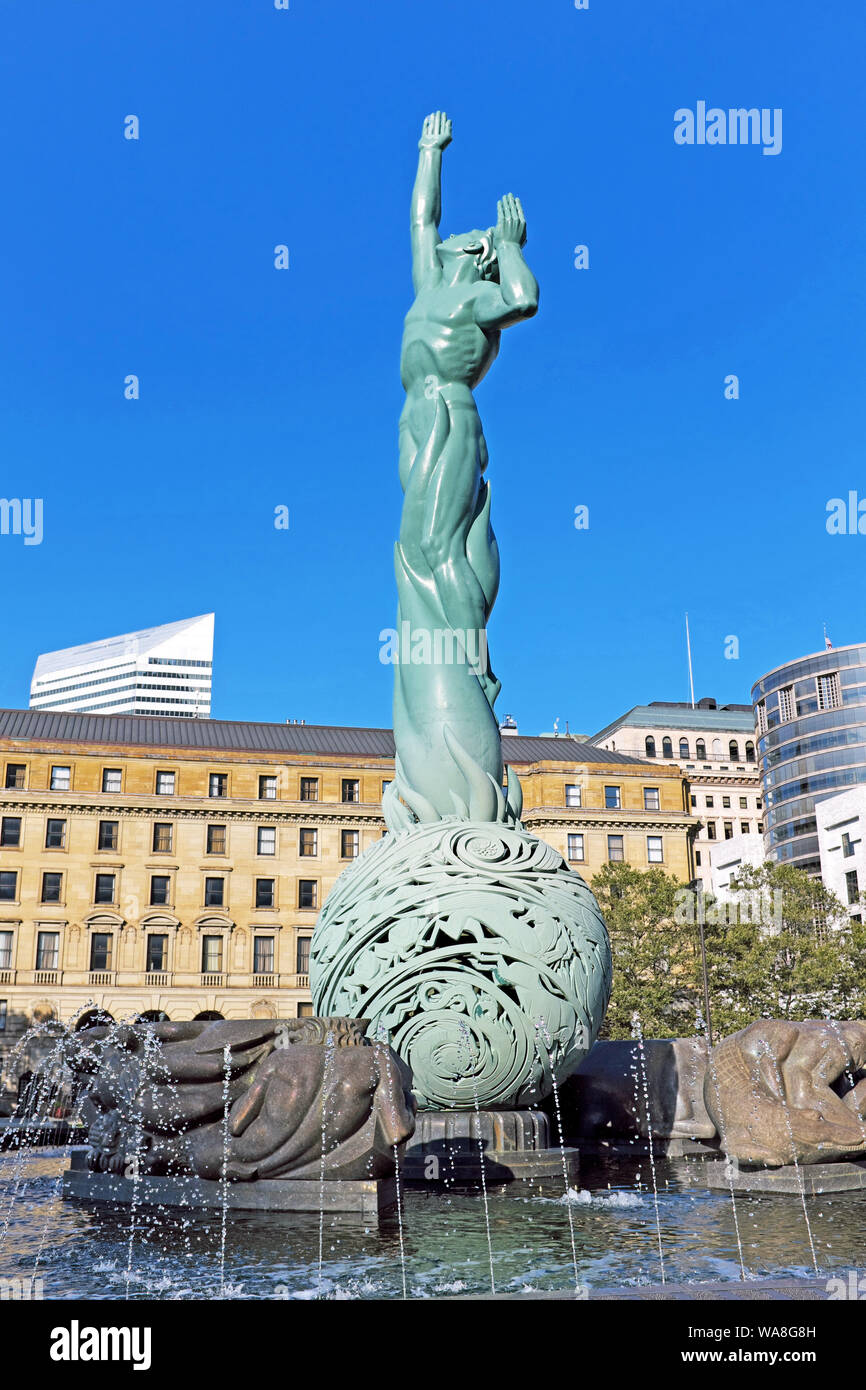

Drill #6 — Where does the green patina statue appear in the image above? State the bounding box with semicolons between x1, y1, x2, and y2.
389;111;538;825
312;115;611;1111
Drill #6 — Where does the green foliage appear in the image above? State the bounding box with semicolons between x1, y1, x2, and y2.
590;858;866;1042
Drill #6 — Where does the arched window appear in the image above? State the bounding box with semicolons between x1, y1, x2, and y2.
74;1008;115;1032
696;739;706;760
729;740;739;762
745;741;755;763
645;736;656;758
662;736;673;759
137;1010;170;1023
712;738;722;758
679;738;690;759
193;1010;224;1021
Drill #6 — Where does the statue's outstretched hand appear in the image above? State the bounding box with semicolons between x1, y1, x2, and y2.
495;193;527;248
419;110;452;151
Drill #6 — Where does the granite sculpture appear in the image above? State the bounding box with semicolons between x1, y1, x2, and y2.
67;1017;415;1182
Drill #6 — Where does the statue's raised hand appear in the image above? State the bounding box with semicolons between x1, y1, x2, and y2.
419;111;452;152
495;193;527;248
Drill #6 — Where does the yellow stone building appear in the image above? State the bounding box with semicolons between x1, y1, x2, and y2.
0;710;695;1077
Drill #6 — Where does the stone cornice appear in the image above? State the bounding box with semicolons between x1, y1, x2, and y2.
0;795;386;826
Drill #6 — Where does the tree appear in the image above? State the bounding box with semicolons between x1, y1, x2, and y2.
590;862;697;1039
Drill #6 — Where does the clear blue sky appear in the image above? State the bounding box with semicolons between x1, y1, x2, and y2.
1;1;863;735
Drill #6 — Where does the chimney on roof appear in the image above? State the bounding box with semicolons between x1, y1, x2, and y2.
697;697;717;710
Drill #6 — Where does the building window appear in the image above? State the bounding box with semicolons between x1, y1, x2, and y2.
607;835;624;862
729;741;739;762
644;737;656;758
707;823;717;840
298;879;317;910
296;936;311;973
705;795;714;808
842;832;855;858
647;836;663;863
94;873;116;904
4;763;25;790
255;877;275;908
0;999;5;1032
202;936;223;973
341;830;359;859
846;869;859;906
711;738;722;758
756;799;762;811
778;686;794;723
206;825;227;855
745;741;755;762
0;932;12;969
147;935;168;972
0;871;18;902
679;738;689;758
155;770;176;795
45;818;66;849
297;1002;314;1017
204;877;225;908
342;779;360;803
662;737;673;759
758;822;764;834
643;787;660;811
818;672;841;712
257;826;276;856
695;739;706;760
41;871;62;903
722;796;731;809
259;775;277;800
36;931;58;970
98;820;118;851
90;933;113;971
152;823;173;853
299;828;318;857
382;780;392;796
724;821;734;840
565;784;582;808
209;773;228;798
50;765;71;791
695;850;702;867
253;936;275;974
739;796;748;809
300;777;319;802
690;794;697;808
604;785;621;810
740;821;749;835
0;817;21;848
567;833;584;862
150;875;170;906
102;768;122;793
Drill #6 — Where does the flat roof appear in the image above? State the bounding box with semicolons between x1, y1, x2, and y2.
592;703;756;740
0;708;653;767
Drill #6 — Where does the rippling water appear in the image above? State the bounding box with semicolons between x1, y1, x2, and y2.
1;1149;864;1299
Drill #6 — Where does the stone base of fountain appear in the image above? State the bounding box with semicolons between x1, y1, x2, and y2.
704;1157;866;1195
401;1109;579;1189
62;1150;399;1220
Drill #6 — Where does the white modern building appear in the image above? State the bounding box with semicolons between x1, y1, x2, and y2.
708;833;766;901
815;787;866;918
29;615;214;718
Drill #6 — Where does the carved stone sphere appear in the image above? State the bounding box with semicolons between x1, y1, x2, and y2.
311;820;612;1110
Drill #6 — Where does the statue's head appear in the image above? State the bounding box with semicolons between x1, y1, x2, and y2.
437;229;500;283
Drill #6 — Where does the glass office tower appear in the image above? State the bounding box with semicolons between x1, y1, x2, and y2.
752;643;866;873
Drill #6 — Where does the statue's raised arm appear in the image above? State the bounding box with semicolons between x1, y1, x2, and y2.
410;110;452;291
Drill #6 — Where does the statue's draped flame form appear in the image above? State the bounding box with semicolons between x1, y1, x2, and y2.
312;115;613;1109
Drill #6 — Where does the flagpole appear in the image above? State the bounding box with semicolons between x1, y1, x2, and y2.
685;613;695;709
